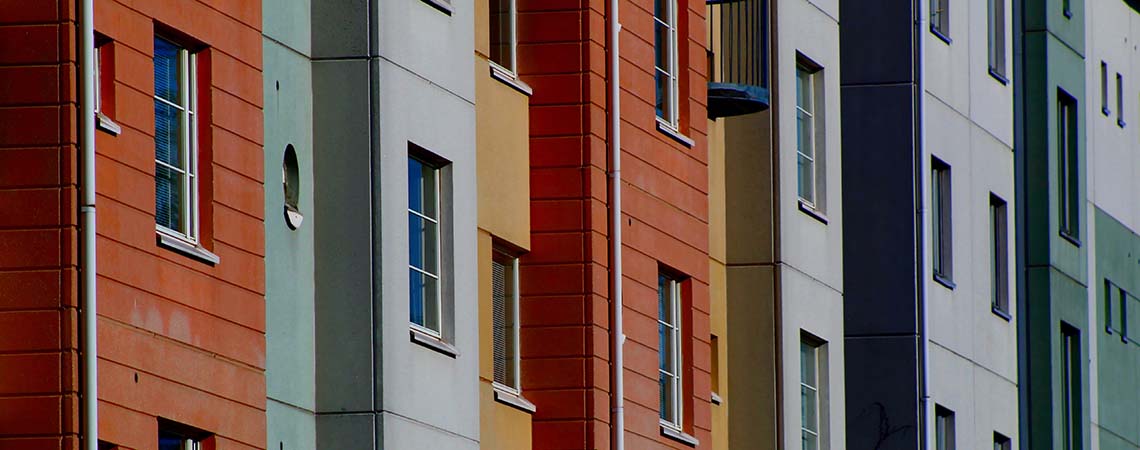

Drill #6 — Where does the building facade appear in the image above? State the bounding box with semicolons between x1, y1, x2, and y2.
1;0;267;449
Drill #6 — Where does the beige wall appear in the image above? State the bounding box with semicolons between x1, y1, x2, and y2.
708;118;729;450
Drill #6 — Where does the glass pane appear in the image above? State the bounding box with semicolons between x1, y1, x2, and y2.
158;432;184;450
659;322;669;370
408;214;438;273
410;268;439;330
156;165;184;232
796;69;811;110
659;371;674;420
654;0;667;20
655;23;670;73
798;153;814;202
408;158;437;218
155;101;182;166
802;430;818;450
797;110;813;158
801;384;818;432
489;0;512;68
656;69;669;120
800;342;816;386
154;38;181;103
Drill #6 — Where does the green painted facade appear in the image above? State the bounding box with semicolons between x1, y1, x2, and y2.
1020;0;1090;448
1094;209;1140;450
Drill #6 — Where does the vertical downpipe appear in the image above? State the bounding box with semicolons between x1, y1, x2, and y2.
79;0;99;449
915;0;933;448
607;0;625;447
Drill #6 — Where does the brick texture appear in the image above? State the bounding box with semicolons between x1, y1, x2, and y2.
519;0;710;448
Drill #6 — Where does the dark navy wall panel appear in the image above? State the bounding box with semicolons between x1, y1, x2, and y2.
839;0;916;86
844;336;921;450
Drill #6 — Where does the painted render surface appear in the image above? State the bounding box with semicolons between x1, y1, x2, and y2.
264;0;317;449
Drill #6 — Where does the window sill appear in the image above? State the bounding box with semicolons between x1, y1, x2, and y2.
711;392;722;405
1118;119;1127;128
988;68;1009;86
798;200;829;225
991;306;1012;322
656;120;695;148
156;230;219;265
492;384;537;414
410;327;459;358
930;27;952;45
1059;230;1082;248
1103;106;1112;117
1063;9;1073;19
489;64;533;96
420;0;452;14
96;112;121;136
660;423;699;447
933;273;956;290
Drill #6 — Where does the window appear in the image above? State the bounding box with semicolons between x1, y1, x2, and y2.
1117;73;1125;127
283;145;303;230
154;36;199;241
931;0;950;40
1063;0;1072;18
801;338;825;450
1057;90;1079;241
796;61;825;212
658;273;683;429
1101;62;1110;116
1061;323;1082;450
932;158;953;285
159;429;201;450
654;0;679;127
711;334;720;403
492;249;520;392
489;0;516;73
935;405;955;450
990;195;1009;316
1104;280;1127;341
409;155;443;335
994;432;1011;450
987;0;1005;79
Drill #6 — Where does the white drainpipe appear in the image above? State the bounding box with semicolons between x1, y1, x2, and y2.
916;0;932;448
607;0;624;447
80;0;99;448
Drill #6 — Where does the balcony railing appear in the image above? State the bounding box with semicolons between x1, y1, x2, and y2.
707;0;769;118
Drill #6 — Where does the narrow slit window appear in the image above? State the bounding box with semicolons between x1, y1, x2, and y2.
796;60;826;212
800;337;826;450
1117;73;1125;127
489;0;516;73
492;249;521;392
932;158;953;285
990;194;1009;315
1057;89;1079;241
1102;62;1110;116
987;0;1006;78
654;0;679;127
1061;323;1082;450
658;273;683;429
931;0;950;39
936;405;956;450
409;155;443;336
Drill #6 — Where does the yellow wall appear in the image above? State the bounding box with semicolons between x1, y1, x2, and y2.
708;118;729;450
475;0;534;447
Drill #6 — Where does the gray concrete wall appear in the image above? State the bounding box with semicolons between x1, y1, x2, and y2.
310;0;479;448
264;0;317;449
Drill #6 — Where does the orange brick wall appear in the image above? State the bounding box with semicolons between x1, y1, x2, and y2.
91;1;264;449
0;1;81;448
0;1;264;449
520;0;711;448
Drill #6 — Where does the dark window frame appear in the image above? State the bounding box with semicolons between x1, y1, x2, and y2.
932;157;954;288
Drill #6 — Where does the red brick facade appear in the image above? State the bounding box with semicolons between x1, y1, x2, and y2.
0;1;264;449
519;0;711;448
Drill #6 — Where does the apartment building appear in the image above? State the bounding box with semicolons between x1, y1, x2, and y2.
261;0;480;448
0;0;267;449
840;0;1019;449
705;0;845;448
1018;0;1140;449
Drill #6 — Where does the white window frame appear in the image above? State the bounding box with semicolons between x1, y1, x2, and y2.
796;62;824;211
408;156;444;337
800;339;822;450
492;249;522;393
154;37;200;243
658;274;683;430
94;45;102;113
489;0;518;75
654;0;679;129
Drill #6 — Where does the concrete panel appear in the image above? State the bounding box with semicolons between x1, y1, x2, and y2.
843;336;920;450
383;411;479;450
317;412;378;450
311;0;372;59
780;267;845;450
312;58;377;413
376;0;475;102
263;0;311;56
267;399;317;450
839;84;918;337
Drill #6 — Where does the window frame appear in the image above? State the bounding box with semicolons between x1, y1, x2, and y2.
658;273;684;431
1057;89;1080;243
932;158;954;287
654;0;680;129
796;59;826;214
935;405;956;450
491;248;522;394
408;155;444;338
930;0;951;42
1101;62;1111;116
987;0;1007;81
1117;73;1126;127
993;432;1011;450
153;36;200;244
800;338;824;450
488;0;518;75
990;194;1009;318
1060;323;1082;450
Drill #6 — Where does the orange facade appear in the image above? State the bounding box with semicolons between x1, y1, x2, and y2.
520;0;711;447
0;1;264;449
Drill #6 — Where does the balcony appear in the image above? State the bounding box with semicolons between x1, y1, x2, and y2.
707;0;770;118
